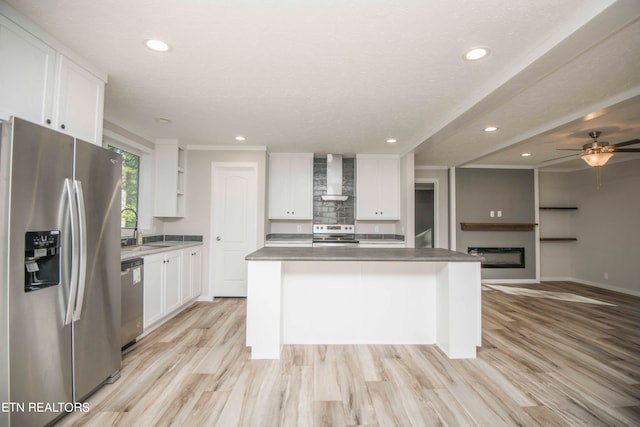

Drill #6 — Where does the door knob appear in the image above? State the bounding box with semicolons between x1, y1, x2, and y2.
216;236;221;241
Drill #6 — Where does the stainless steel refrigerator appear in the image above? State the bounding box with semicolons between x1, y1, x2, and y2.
0;117;122;426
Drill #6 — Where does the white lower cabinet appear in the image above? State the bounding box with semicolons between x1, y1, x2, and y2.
142;253;164;327
182;246;202;304
143;245;202;330
163;250;182;314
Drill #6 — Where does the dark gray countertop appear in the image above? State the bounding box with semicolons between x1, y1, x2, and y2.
246;247;481;262
121;241;202;260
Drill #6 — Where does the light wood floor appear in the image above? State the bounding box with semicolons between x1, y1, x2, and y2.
57;281;640;426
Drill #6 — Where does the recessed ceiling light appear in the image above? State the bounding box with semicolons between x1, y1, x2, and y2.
235;136;246;142
386;139;397;144
483;126;498;132
464;47;490;61
521;153;532;157
154;117;171;124
145;39;170;52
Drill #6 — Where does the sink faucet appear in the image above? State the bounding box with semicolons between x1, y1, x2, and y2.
120;207;138;244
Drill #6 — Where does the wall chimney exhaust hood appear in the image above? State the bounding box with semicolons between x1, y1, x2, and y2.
321;154;349;201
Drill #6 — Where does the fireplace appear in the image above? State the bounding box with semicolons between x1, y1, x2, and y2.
468;247;525;268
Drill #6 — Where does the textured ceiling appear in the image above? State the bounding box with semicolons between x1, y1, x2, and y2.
6;0;640;169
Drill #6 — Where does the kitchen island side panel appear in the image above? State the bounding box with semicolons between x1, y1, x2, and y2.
436;262;481;358
281;261;436;344
246;260;283;359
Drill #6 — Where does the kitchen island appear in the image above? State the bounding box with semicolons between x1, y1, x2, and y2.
245;247;482;359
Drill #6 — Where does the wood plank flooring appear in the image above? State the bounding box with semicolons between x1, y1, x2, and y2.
57;281;640;426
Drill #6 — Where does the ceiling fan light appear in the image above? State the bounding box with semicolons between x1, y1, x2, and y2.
581;152;613;167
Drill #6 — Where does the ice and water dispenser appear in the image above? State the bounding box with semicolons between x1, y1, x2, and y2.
24;230;60;292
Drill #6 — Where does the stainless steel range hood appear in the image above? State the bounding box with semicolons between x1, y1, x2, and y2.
321;154;349;201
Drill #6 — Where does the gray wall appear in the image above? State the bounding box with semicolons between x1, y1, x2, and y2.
456;168;536;280
539;159;640;295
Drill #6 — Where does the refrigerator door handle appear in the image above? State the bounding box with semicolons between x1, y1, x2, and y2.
72;180;88;322
64;178;80;325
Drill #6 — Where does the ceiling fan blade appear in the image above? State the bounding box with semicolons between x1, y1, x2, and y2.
541;153;579;163
556;148;581;151
613;148;640;152
613;138;640;148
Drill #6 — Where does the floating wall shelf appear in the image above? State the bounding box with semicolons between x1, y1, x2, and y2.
539;206;578;242
460;223;537;232
540;237;577;242
539;207;578;210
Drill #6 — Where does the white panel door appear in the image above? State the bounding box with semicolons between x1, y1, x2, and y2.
212;165;258;297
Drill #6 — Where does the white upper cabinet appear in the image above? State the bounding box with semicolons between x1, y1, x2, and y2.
0;9;105;145
0;14;55;125
356;155;401;220
53;56;105;145
268;153;313;220
154;140;185;218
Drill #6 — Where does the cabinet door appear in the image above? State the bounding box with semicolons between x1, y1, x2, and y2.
289;156;313;219
268;156;290;218
181;248;192;304
269;154;313;219
356;158;381;219
377;157;400;219
356;156;400;220
143;254;164;328
54;56;105;145
0;15;55;123
191;247;202;298
164;251;182;313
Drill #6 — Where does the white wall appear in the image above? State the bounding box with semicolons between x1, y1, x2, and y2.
540;159;640;296
401;153;415;247
162;148;267;299
414;167;450;249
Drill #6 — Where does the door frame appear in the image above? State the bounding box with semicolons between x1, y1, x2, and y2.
414;178;439;248
209;162;259;298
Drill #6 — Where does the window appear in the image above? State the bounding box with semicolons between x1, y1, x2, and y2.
109;145;140;228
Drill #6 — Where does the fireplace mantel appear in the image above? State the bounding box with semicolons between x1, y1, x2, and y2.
460;222;537;232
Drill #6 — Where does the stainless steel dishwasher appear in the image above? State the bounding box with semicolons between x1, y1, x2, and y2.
121;258;144;349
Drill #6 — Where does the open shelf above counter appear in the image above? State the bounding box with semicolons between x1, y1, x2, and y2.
460;223;537;232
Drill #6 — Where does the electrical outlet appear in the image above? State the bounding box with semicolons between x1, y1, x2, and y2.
296;225;302;232
490;211;495;217
374;225;380;233
497;210;502;217
604;272;609;280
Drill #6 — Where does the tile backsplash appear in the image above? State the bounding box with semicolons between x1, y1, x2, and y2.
313;156;355;224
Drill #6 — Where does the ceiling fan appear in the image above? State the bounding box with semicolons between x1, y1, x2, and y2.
555;131;640;167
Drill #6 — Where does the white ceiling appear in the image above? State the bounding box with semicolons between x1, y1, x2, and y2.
7;0;640;169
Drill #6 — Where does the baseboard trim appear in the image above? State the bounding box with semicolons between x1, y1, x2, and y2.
481;279;540;284
541;276;640;297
